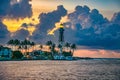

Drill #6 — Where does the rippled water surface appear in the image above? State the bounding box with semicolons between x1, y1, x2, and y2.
0;59;120;80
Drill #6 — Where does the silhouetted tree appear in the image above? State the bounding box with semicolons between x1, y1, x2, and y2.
46;41;56;57
39;44;43;50
51;43;56;56
7;39;20;51
12;51;23;59
70;44;76;56
46;40;52;51
7;39;14;50
23;39;31;52
14;39;20;50
46;40;52;46
65;42;70;52
30;42;35;51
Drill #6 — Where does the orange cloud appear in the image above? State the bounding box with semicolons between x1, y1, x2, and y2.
2;16;38;34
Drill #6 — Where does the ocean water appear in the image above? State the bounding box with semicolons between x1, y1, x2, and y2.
0;59;120;80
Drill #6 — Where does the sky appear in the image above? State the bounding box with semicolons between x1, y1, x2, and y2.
0;0;120;58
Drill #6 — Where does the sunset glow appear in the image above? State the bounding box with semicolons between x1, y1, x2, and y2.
74;49;120;58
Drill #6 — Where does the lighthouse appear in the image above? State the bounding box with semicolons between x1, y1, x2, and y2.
58;23;64;55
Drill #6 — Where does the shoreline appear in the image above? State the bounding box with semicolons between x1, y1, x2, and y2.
0;57;120;61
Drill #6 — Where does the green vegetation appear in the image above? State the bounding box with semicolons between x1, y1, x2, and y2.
62;51;72;57
7;39;35;52
12;51;23;59
0;39;77;60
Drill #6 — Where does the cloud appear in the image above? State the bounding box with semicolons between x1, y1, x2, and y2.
31;5;67;43
0;0;32;19
68;5;108;29
0;0;11;18
0;0;32;43
12;29;30;40
111;12;120;24
21;23;35;28
64;5;120;50
30;5;120;50
9;0;32;19
0;2;120;51
0;22;10;44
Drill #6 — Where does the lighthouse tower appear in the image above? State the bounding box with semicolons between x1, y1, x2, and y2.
58;23;64;55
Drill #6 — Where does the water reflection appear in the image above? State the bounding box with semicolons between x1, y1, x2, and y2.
0;60;120;80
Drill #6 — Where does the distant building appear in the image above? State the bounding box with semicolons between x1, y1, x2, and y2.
0;46;12;58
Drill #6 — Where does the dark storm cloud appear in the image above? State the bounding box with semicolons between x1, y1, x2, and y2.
31;5;67;43
9;0;32;19
68;5;108;28
0;0;11;44
12;29;30;40
0;0;11;18
0;0;32;44
38;5;67;33
0;0;32;19
65;5;120;50
0;22;10;44
68;5;90;28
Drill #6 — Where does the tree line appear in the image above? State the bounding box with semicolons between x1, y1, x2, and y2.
6;39;76;59
7;39;35;52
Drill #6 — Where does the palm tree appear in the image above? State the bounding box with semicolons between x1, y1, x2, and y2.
7;39;14;50
51;43;55;51
65;42;70;52
20;39;28;55
7;39;20;51
20;41;25;52
46;41;56;57
14;39;20;51
58;44;62;49
46;41;52;46
51;43;55;56
23;39;29;45
70;44;76;56
18;45;22;51
26;40;31;52
46;40;52;51
39;44;43;50
30;42;35;51
23;39;31;52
